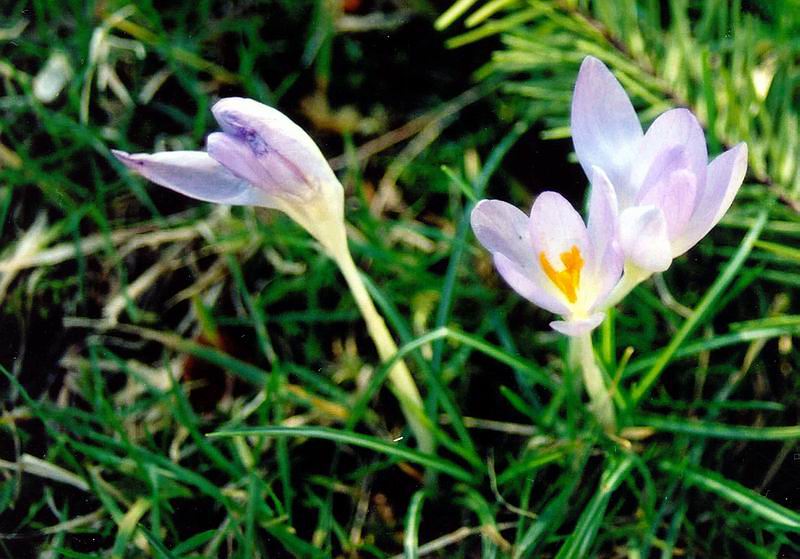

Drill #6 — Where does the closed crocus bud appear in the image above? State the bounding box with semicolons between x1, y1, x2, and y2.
571;56;748;276
112;97;346;253
113;97;435;452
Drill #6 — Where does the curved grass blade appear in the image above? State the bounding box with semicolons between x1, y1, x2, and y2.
138;526;178;559
442;327;558;389
208;426;474;483
347;325;557;471
431;115;535;372
659;460;800;531
360;278;482;468
635;415;800;441
513;474;581;559
554;455;634;559
404;490;428;559
496;448;568;485
346;328;482;472
631;208;769;405
623;325;800;378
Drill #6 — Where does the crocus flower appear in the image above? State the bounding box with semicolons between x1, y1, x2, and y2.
471;170;622;336
571;56;748;277
112;97;435;452
112;97;346;253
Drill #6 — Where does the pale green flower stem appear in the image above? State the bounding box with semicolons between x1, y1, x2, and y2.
330;241;434;455
569;261;651;431
572;332;616;432
280;201;433;453
306;223;434;453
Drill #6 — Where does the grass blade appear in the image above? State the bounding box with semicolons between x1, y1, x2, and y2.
659;460;800;531
631;208;769;404
207;426;475;483
554;455;634;559
404;490;428;559
635;414;800;441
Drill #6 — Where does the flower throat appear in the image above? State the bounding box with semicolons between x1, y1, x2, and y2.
539;245;584;304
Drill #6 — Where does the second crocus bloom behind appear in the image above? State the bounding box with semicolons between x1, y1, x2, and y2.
571;56;748;289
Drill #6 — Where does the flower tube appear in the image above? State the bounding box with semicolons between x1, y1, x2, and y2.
571;56;748;302
113;98;433;453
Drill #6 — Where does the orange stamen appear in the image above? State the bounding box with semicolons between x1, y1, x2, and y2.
539;245;584;304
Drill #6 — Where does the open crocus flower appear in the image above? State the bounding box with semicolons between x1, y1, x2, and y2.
571;56;748;278
112;97;346;253
471;171;622;336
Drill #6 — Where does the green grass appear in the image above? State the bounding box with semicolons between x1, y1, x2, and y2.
1;0;799;557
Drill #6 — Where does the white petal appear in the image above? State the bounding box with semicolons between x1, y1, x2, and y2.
207;132;309;198
470;199;536;273
672;143;748;256
529;192;591;267
587;166;619;258
709;144;748;224
619;206;672;272
112;149;275;207
494;253;569;316
585;167;624;309
550;313;605;337
571;56;643;203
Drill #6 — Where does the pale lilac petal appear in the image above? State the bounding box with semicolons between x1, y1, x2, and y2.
586;167;624;308
619;206;672;272
550;313;605;337
494;253;569;316
708;144;748;224
672;143;748;256
529;192;591;267
111;149;275;207
212;97;321;155
470;199;536;272
587;166;619;257
207;132;308;198
630;109;708;201
571;56;643;202
637;164;698;240
211;98;338;191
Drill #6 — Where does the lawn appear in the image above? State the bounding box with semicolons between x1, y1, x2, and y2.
1;1;799;557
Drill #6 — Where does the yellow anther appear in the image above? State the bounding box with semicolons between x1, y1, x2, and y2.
539;245;584;304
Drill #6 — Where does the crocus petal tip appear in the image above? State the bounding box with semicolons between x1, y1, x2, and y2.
579;55;606;74
575;56;620;92
111;149;143;170
211;96;248;115
732;142;749;175
471;198;490;215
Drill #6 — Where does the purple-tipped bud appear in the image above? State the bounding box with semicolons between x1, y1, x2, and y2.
209;98;339;199
111;98;347;247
